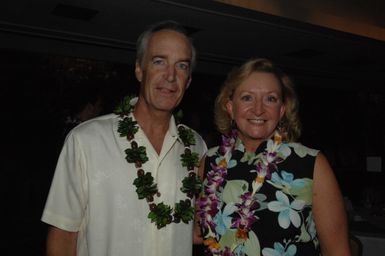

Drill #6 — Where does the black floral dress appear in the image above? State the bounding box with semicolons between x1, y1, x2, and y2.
199;138;321;256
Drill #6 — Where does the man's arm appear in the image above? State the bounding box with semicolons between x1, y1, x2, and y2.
46;226;78;256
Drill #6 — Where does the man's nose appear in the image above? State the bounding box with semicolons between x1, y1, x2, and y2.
165;65;176;82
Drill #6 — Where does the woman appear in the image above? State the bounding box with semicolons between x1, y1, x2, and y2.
195;58;351;255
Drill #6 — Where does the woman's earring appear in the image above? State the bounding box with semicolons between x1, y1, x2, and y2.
277;120;284;133
275;119;287;143
231;119;237;129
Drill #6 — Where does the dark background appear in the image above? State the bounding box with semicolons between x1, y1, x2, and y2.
1;48;384;255
1;0;385;254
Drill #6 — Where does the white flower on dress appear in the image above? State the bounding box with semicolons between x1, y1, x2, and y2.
268;191;305;229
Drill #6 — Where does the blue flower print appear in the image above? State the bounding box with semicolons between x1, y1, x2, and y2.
266;140;291;159
234;137;245;152
216;155;237;170
255;193;268;211
305;211;317;240
214;203;237;236
268;191;305;229
270;171;305;191
262;242;297;256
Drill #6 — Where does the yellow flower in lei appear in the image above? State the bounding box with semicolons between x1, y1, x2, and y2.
218;159;228;169
204;237;221;250
236;227;249;240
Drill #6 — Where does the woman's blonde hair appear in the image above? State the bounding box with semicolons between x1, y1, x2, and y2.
214;58;301;142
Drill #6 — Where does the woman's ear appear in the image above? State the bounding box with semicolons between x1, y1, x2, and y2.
225;100;234;120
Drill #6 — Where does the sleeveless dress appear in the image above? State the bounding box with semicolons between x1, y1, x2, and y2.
200;137;321;256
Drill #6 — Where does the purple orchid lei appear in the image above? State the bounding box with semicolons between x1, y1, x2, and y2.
197;130;284;255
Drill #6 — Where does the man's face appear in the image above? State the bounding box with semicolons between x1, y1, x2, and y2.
135;29;192;113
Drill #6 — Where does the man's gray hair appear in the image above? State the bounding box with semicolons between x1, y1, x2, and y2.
136;20;196;74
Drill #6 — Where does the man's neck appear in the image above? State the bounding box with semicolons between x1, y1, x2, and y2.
133;100;172;155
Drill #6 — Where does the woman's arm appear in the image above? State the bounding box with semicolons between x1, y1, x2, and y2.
46;226;78;256
312;152;351;256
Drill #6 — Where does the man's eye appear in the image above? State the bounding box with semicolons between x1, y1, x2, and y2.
153;59;165;65
177;62;189;70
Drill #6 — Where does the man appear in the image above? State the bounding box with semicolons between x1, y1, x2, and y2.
42;20;207;256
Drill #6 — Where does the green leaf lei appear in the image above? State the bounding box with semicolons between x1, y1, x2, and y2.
114;95;202;229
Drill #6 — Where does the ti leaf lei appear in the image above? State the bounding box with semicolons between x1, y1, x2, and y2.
114;95;202;229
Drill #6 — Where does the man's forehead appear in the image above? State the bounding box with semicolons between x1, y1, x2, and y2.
146;30;192;57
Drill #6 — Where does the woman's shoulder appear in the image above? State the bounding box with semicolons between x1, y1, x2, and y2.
285;142;319;158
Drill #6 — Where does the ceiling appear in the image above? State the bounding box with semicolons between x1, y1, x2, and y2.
1;0;385;89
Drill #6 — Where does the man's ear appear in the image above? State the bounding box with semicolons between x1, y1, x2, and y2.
186;77;192;89
135;62;143;82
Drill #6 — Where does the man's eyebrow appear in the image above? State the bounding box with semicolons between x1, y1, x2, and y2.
151;55;166;60
178;59;191;64
151;56;191;64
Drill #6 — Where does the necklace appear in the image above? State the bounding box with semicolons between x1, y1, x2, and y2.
114;95;202;229
197;131;283;255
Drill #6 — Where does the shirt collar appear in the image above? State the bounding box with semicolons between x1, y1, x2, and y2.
169;115;178;138
130;96;179;139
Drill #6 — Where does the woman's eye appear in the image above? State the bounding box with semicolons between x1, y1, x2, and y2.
240;95;253;101
264;95;280;104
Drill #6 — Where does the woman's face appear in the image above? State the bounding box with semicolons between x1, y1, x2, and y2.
226;71;285;151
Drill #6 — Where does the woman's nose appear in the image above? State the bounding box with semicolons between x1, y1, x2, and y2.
253;100;264;115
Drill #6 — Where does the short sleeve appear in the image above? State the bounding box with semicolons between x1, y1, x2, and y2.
41;130;88;232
